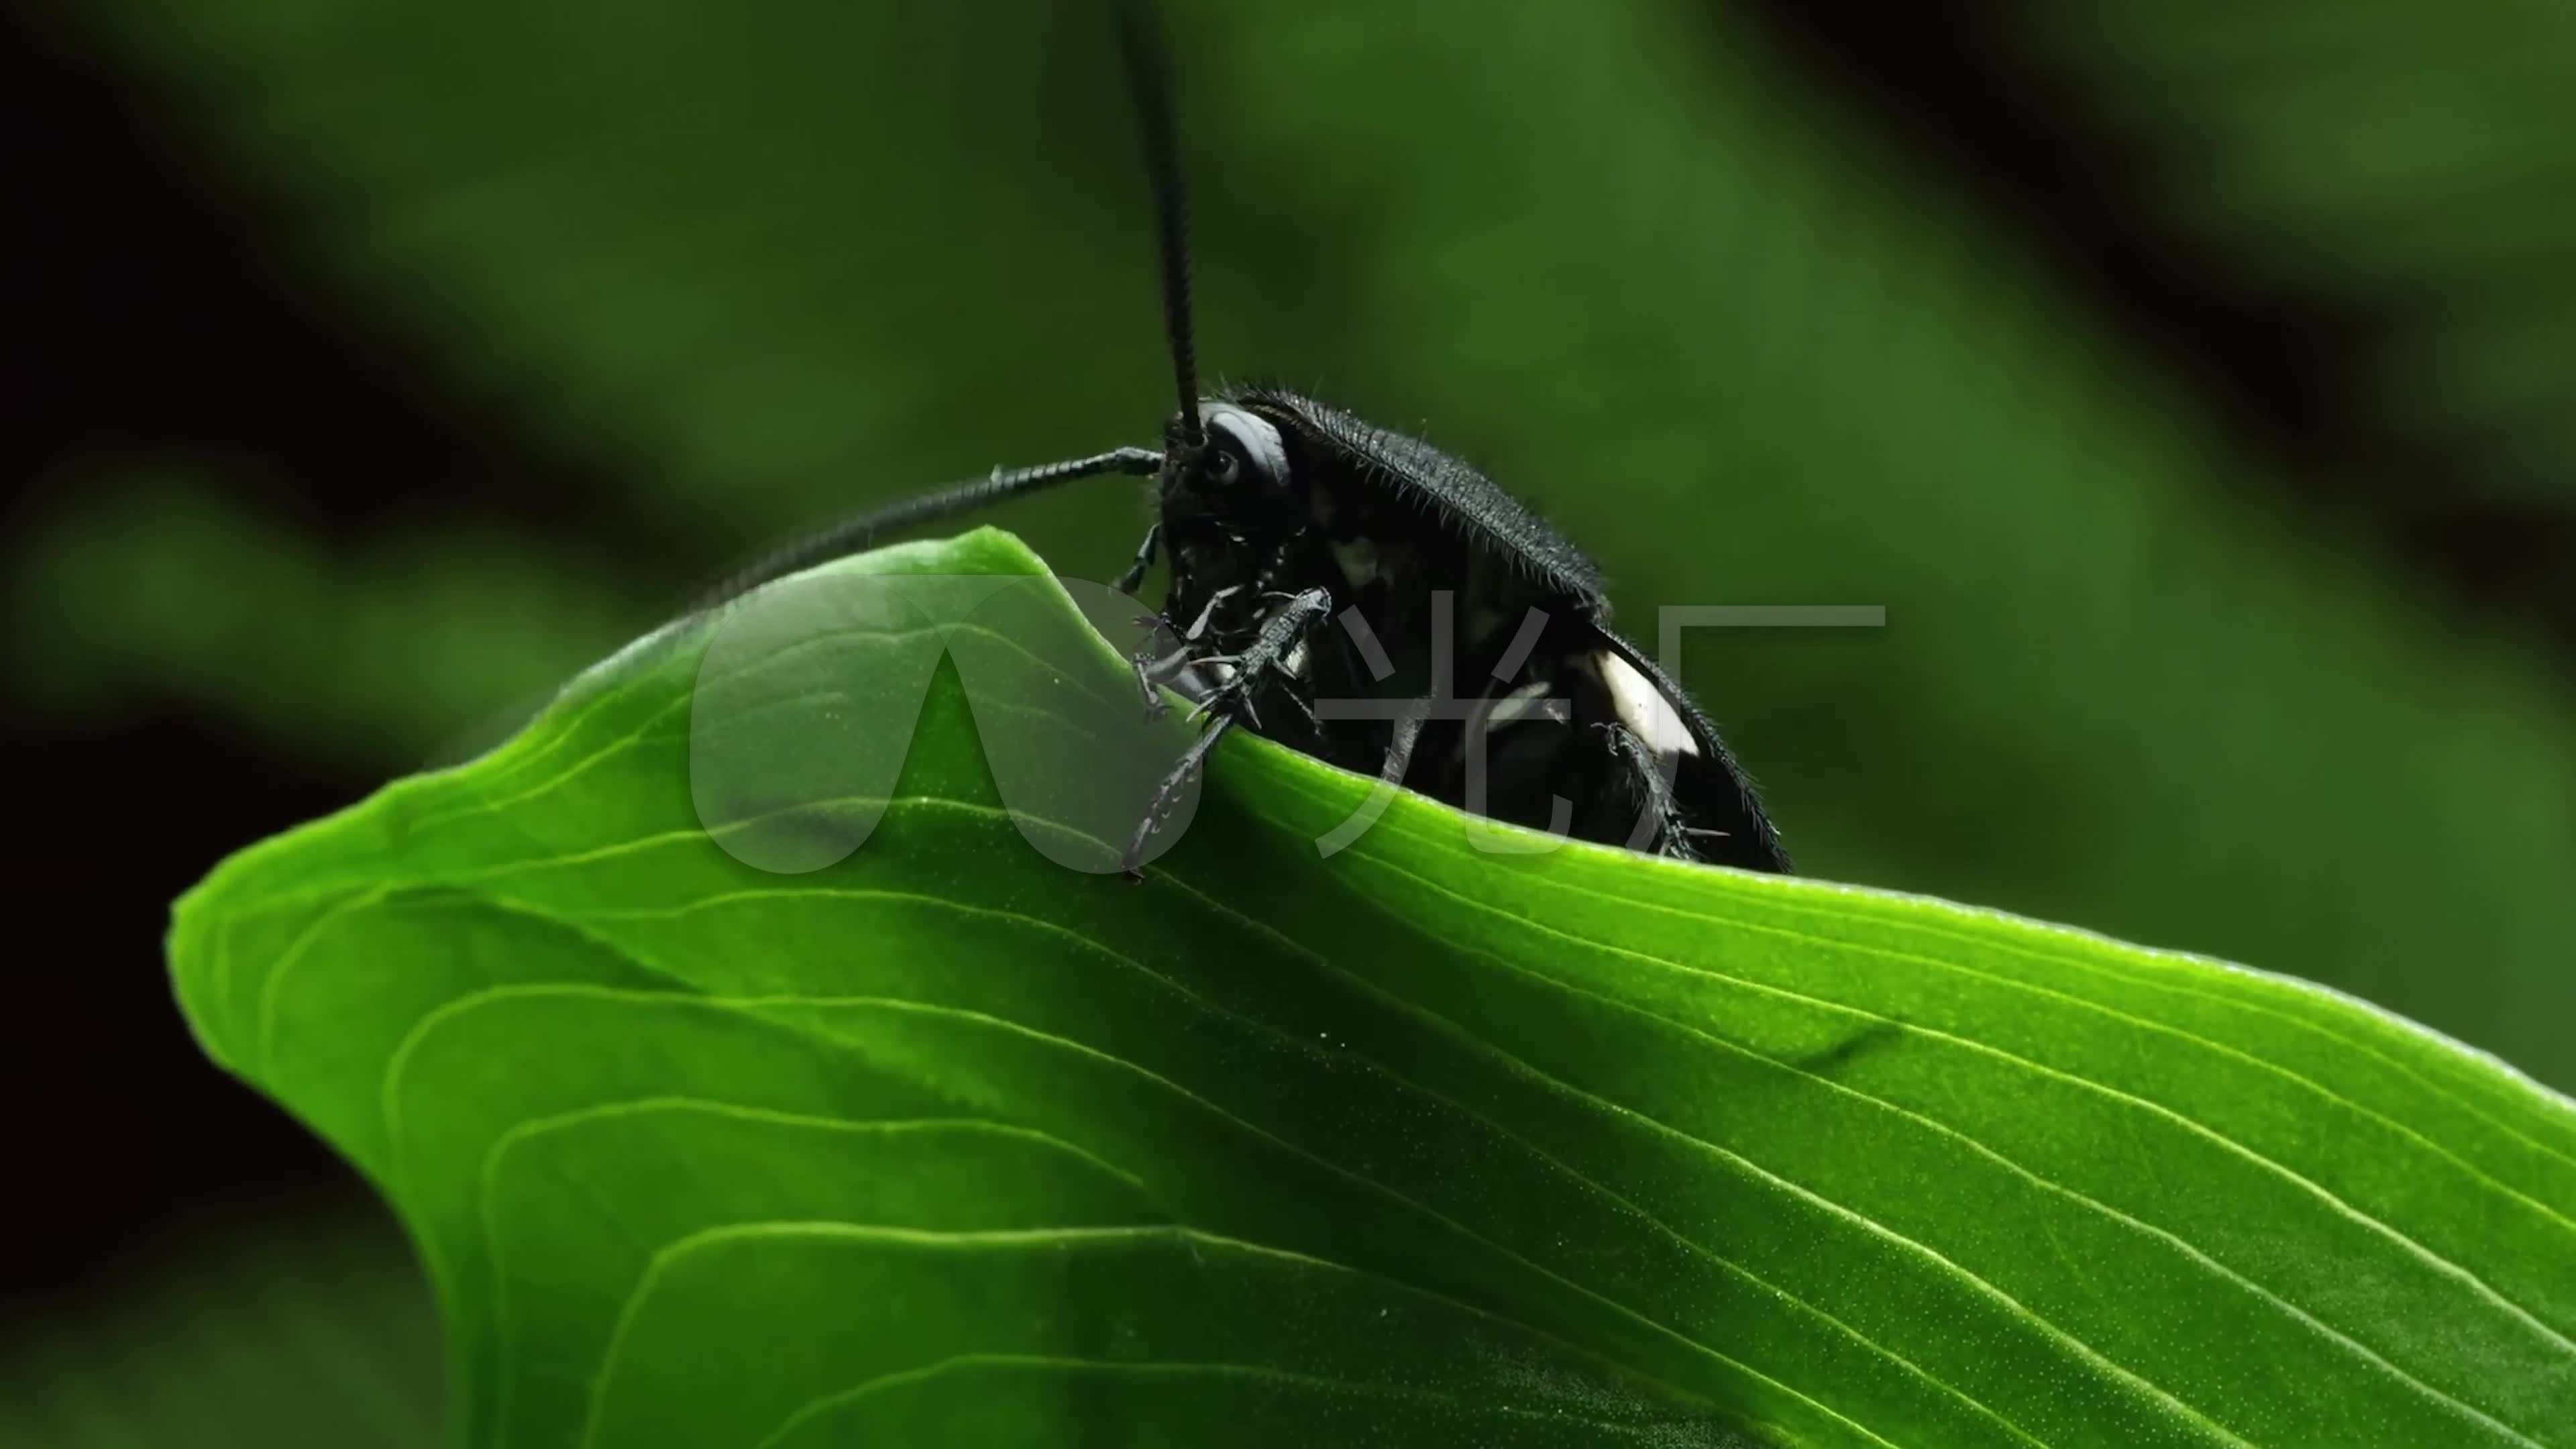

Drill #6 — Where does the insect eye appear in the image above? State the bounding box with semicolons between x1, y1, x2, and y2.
1199;405;1289;491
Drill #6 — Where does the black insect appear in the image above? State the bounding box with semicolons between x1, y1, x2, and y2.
684;1;1788;882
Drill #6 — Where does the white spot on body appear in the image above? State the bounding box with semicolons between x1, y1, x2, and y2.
1450;680;1567;767
1483;679;1558;730
1598;651;1699;758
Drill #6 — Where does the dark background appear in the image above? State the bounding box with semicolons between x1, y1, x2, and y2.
8;1;2572;1442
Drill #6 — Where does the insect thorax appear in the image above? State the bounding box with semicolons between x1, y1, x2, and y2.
1155;410;1601;807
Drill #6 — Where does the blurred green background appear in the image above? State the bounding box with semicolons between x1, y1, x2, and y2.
8;1;2571;1442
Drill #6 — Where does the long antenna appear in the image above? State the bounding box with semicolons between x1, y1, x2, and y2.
1114;0;1203;452
674;447;1161;625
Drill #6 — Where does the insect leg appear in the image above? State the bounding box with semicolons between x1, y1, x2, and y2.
1599;722;1702;861
1130;643;1193;720
1378;698;1430;788
1128;585;1250;720
1124;588;1336;881
1182;585;1242;641
1122;714;1236;881
1311;697;1431;859
1113;523;1163;595
1137;586;1240;647
1185;586;1334;726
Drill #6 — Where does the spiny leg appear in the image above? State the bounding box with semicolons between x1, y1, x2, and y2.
1124;587;1336;880
1600;720;1702;861
1123;714;1236;881
1274;682;1324;749
1185;586;1333;726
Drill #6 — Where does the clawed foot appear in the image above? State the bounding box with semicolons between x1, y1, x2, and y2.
1130;659;1173;722
1130;626;1188;722
1119;714;1240;881
1120;762;1195;881
1183;671;1260;732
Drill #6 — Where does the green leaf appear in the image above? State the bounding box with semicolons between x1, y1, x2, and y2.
171;529;2576;1449
68;0;2576;1091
